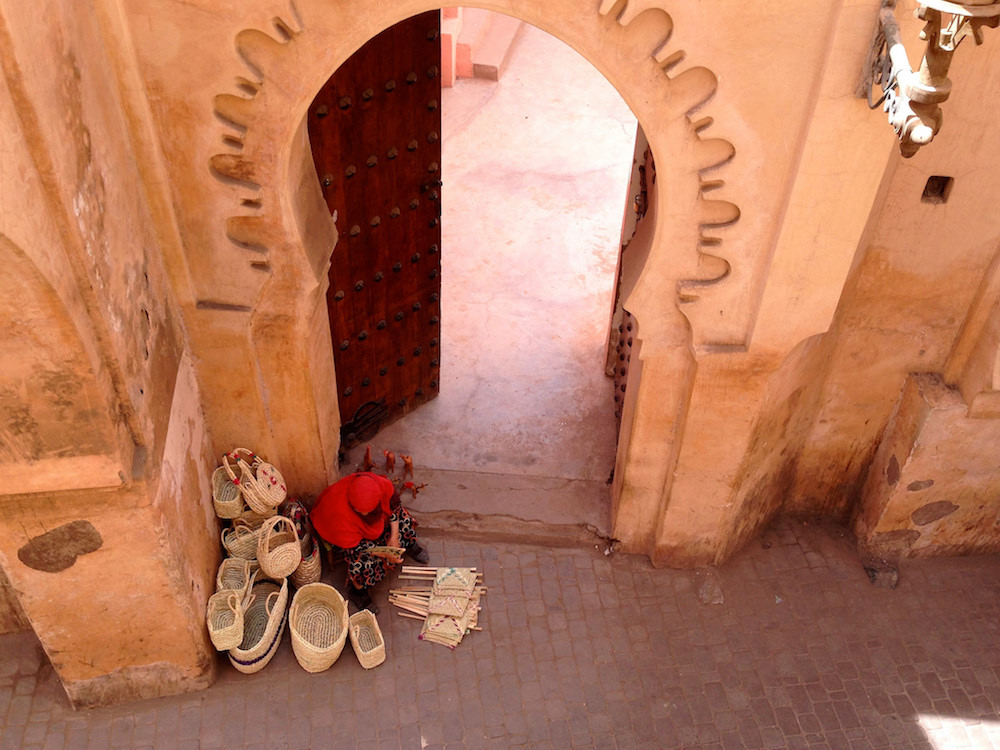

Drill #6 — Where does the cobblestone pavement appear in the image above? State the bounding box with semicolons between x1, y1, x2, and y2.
3;517;1000;749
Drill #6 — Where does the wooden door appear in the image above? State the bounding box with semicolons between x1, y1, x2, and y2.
309;12;443;448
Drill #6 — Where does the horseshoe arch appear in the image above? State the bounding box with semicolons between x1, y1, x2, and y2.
207;0;742;556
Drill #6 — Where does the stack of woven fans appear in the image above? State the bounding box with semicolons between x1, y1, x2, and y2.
389;566;485;649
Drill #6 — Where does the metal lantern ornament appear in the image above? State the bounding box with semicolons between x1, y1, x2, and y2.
863;0;1000;156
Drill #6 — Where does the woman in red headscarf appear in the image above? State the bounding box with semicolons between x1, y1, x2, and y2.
310;472;429;612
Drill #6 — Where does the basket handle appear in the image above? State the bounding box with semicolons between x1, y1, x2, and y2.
240;592;257;613
237;459;262;491
223;448;257;481
264;590;281;615
239;570;259;611
222;525;253;554
222;453;238;482
263;514;296;541
229;525;254;541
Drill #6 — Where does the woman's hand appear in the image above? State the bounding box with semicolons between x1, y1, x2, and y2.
371;548;404;565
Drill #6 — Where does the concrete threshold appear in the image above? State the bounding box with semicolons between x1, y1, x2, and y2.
416;512;615;551
404;466;614;548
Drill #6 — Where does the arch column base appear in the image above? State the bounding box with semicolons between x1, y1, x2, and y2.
616;345;802;569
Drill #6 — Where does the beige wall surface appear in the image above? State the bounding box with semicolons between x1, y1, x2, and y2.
788;37;1000;520
3;0;1000;706
0;0;219;706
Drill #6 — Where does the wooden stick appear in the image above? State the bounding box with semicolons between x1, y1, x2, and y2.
399;569;482;576
393;600;429;609
392;599;431;609
397;611;424;621
389;592;429;603
392;602;428;617
399;568;479;576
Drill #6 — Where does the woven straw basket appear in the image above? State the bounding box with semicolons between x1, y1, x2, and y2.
226;449;287;515
254;460;287;505
289;583;349;673
216;558;252;597
234;506;275;529
212;466;244;519
257;516;300;579
222;449;277;515
349;609;386;669
228;577;287;674
207;591;244;651
290;538;322;588
279;498;314;557
222;448;255;493
222;524;260;561
299;530;314;559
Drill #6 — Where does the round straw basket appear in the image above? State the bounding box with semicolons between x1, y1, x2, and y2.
207;591;244;651
228;578;288;674
212;466;244;519
257;515;300;579
289;583;348;673
234;454;287;515
222;524;260;561
216;558;252;597
348;609;386;669
290;538;322;588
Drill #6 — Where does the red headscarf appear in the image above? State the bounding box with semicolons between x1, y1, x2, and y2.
310;472;394;549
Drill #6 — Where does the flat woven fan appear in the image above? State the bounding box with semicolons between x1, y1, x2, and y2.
428;567;477;616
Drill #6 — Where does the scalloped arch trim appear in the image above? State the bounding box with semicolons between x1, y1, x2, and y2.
208;0;741;342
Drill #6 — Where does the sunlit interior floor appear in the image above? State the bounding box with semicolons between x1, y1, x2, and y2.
343;21;637;540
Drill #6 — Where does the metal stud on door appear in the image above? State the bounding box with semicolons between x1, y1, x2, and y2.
310;12;443;448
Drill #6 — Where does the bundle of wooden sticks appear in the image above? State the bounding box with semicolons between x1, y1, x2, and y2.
389;566;486;648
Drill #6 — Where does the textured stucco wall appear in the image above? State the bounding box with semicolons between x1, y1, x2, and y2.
0;0;219;705
787;35;1000;522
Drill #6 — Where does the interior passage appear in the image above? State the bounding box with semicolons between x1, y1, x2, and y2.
345;21;638;535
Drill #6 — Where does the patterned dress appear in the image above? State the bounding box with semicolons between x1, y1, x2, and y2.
331;506;419;589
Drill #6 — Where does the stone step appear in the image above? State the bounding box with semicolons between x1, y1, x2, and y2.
456;9;524;82
403;467;615;549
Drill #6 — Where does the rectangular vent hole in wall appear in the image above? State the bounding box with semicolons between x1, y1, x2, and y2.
922;175;954;204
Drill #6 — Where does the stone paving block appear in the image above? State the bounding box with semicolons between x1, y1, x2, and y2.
21;721;46;746
798;712;822;734
717;728;743;749
0;728;23;750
